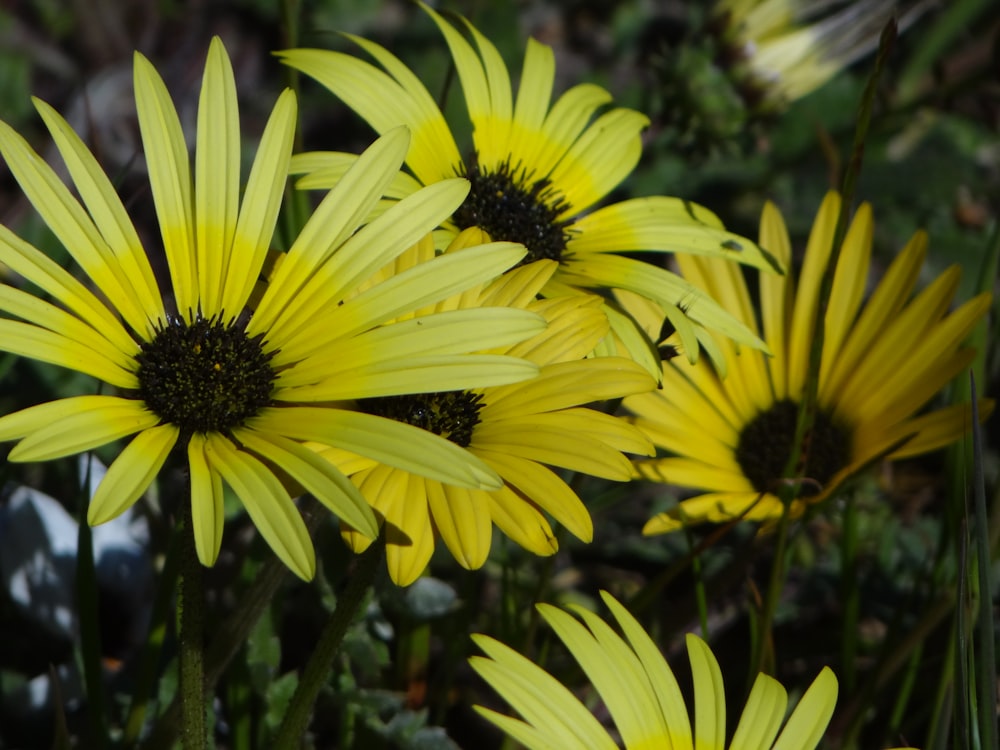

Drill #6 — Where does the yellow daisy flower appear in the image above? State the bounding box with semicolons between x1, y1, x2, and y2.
713;0;907;110
320;230;656;586
277;2;784;372
0;38;546;580
470;590;863;750
625;191;993;533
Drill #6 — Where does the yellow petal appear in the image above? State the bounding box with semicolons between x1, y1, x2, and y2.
204;432;315;581
770;667;837;750
89;424;179;525
249;407;501;491
188;433;224;566
134;50;197;318
195;36;240;316
687;633;726;749
233;427;378;539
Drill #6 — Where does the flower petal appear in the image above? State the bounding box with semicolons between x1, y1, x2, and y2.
195;37;240;316
770;667;837;750
250;407;501;491
10;399;159;462
233;427;378;539
204;432;315;580
427;481;492;571
134;49;197;317
89;424;179;525
188;432;224;566
687;633;726;749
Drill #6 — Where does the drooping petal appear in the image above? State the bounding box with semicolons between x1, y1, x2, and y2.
204;432;315;581
233;427;378;539
188;432;225;566
89;424;179;526
476;448;592;542
427;481;492;571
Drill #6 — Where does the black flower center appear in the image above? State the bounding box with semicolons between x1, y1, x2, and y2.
734;399;851;496
136;315;275;436
359;391;485;448
453;157;573;265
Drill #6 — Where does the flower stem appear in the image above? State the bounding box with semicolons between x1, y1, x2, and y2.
272;537;384;746
178;499;207;750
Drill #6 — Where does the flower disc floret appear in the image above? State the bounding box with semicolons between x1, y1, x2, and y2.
360;390;485;448
136;315;275;436
453;159;573;264
735;399;851;496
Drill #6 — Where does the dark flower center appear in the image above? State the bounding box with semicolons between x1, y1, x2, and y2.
359;391;485;448
136;315;275;436
734;399;851;496
453;157;573;265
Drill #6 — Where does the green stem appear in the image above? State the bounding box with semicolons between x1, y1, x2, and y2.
969;381;997;750
75;456;108;750
178;498;207;750
142;499;322;750
272;538;384;747
751;501;791;678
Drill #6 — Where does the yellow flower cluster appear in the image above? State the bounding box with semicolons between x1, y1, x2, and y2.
0;4;984;747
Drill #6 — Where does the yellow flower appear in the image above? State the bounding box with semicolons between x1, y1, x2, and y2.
0;38;546;580
278;2;784;375
713;0;904;110
625;192;993;533
471;590;853;750
319;230;656;586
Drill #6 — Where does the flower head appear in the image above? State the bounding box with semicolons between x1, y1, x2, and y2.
712;0;911;111
319;230;656;585
278;2;784;375
625;192;993;532
0;38;546;579
471;590;845;750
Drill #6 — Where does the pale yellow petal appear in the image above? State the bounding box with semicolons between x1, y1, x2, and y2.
195;36;240;316
249;407;501;490
222;87;296;317
134;50;197;317
770;667;837;750
188;433;224;566
10;399;159;462
89;423;179;525
233;427;378;539
204;432;315;580
687;634;726;750
730;674;787;750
